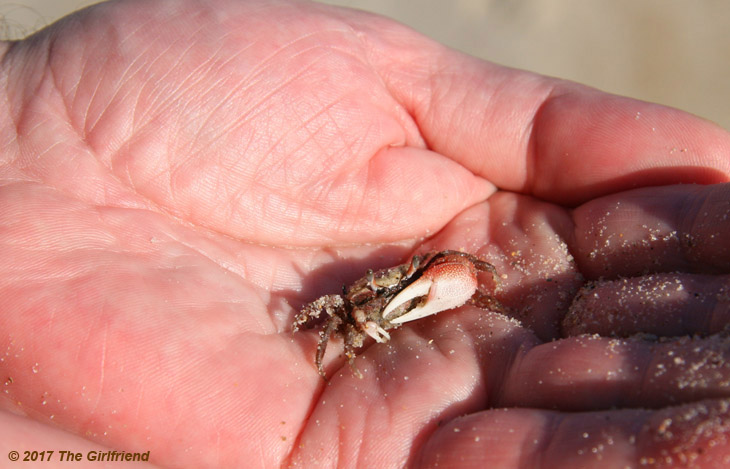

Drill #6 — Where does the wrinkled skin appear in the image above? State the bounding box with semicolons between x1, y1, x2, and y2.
1;0;730;467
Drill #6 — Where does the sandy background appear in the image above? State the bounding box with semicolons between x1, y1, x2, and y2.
2;0;729;131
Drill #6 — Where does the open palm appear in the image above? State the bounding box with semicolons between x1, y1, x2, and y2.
2;1;730;467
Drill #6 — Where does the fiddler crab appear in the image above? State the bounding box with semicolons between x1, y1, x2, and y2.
293;250;505;379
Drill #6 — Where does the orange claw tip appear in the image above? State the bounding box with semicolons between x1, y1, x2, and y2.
382;260;478;324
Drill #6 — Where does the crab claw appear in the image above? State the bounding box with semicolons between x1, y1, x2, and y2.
382;255;479;324
363;321;391;343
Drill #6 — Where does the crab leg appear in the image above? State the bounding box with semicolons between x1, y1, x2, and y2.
382;256;479;324
315;313;342;378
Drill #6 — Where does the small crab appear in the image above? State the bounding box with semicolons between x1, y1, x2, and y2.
293;250;504;379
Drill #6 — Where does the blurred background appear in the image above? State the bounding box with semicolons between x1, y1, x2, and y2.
2;0;729;130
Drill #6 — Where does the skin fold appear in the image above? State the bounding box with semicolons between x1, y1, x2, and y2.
1;0;730;467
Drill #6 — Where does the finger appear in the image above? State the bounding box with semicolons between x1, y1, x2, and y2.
498;334;730;411
317;145;494;244
417;399;730;469
563;273;730;337
359;20;730;203
571;183;730;278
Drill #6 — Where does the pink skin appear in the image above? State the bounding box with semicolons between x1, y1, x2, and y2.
1;0;730;467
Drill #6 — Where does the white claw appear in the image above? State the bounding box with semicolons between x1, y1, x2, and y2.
381;277;433;320
363;321;391;343
382;260;478;324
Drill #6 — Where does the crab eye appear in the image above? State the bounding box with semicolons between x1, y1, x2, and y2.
366;269;379;291
406;255;421;278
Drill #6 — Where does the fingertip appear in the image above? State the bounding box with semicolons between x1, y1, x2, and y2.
362;145;495;241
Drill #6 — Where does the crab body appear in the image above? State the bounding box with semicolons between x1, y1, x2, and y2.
293;250;502;378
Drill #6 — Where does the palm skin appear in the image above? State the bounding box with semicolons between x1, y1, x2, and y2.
1;0;730;467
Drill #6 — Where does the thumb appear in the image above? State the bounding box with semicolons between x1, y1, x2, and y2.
357;17;730;204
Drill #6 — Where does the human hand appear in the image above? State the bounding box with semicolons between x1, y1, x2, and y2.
1;0;729;467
